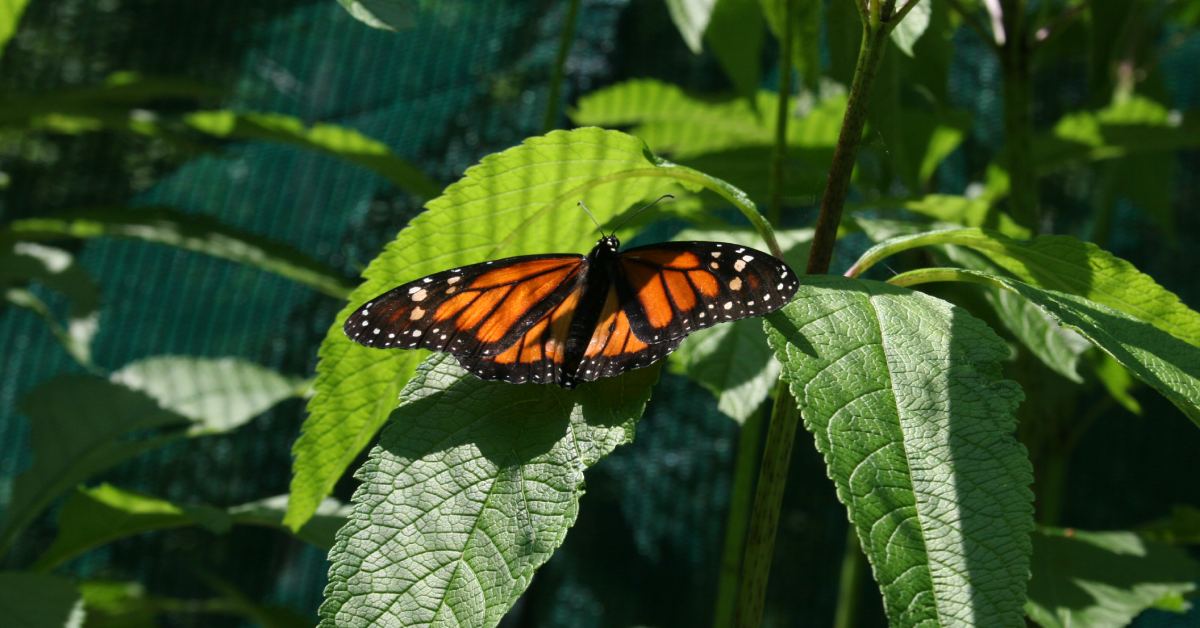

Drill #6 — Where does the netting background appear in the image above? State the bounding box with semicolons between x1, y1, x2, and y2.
1;0;1198;626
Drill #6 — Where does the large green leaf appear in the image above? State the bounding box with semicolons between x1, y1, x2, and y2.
287;127;763;530
33;485;349;571
1035;96;1200;171
569;78;844;157
8;207;355;299
890;268;1200;427
110;356;306;435
0;572;84;628
850;228;1200;349
319;355;659;627
0;0;32;61
0;377;189;557
1026;529;1199;628
764;276;1033;626
986;287;1092;383
0;241;100;367
669;227;811;423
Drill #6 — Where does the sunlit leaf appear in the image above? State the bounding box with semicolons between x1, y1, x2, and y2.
666;0;718;52
706;0;764;99
111;356;306;435
891;268;1200;427
0;0;32;61
1026;529;1198;628
851;228;1200;348
319;355;659;627
335;0;416;31
287;127;753;530
765;276;1033;626
9;207;355;299
33;485;349;571
890;0;932;56
0;241;100;367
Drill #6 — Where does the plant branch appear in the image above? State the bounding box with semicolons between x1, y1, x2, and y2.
833;530;866;628
542;0;582;132
805;24;886;274
713;406;766;628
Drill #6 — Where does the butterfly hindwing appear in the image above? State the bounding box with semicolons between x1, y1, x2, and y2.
574;283;682;383
344;254;586;359
462;283;584;385
616;241;798;343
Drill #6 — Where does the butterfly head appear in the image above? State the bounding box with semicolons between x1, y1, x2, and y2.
600;234;620;253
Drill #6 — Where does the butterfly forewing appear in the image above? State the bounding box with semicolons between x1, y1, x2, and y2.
616;241;798;343
344;254;586;359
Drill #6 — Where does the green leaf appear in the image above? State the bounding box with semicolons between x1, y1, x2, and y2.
666;0;718;52
9;206;355;299
182;110;439;198
287;127;758;530
764;276;1033;626
986;287;1092;383
319;355;659;627
706;0;764;99
569;79;844;157
1034;96;1200;171
336;0;416;31
110;356;306;435
889;0;932;56
669;227;811;423
890;268;1200;427
0;377;189;557
1026;529;1199;628
0;241;100;367
1141;505;1200;545
1092;352;1142;415
0;572;84;628
850;228;1200;349
33;485;349;571
0;0;32;61
78;581;157;628
760;0;821;85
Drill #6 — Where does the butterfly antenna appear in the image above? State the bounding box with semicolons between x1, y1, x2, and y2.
611;193;675;233
577;200;606;237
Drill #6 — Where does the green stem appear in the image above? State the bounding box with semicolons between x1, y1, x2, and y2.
768;0;797;226
735;380;802;628
542;0;582;133
998;0;1039;230
832;530;865;628
713;406;766;628
805;24;887;274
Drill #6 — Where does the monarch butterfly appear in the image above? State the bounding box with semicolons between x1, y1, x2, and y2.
344;205;799;388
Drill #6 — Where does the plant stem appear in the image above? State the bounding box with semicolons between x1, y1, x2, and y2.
832;530;865;628
768;0;797;226
713;406;766;628
998;0;1039;230
735;380;802;628
542;0;582;133
805;24;886;275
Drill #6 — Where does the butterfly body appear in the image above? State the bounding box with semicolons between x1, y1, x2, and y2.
345;234;798;388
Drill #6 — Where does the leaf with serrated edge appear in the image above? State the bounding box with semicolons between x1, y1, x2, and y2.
319;354;658;627
286;128;714;530
852;229;1200;349
764;276;1033;626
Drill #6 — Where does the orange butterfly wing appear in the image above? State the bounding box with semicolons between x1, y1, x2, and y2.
344;255;585;367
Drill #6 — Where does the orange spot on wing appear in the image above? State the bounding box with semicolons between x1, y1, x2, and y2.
435;292;478;321
625;249;701;269
585;288;621;357
687;270;720;297
603;311;648;356
455;287;510;330
544;288;580;363
475;267;575;343
469;258;579;289
662;270;696;311
624;263;673;328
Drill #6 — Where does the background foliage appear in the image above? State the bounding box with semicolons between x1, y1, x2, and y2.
1;0;1199;626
